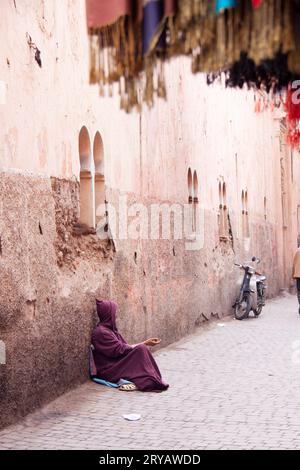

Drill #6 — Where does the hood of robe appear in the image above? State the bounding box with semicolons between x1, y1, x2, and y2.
96;300;118;331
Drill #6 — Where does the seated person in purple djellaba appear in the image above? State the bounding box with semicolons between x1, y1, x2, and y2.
91;300;169;392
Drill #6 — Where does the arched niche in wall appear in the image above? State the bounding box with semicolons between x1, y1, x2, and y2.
93;131;106;225
79;126;94;227
188;168;193;203
241;190;245;214
222;182;228;235
245;190;248;214
222;182;227;208
241;188;250;239
218;181;223;209
193;171;198;204
192;170;199;233
218;178;229;240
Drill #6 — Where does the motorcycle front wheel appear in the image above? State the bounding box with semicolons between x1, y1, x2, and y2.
234;295;250;320
254;304;263;316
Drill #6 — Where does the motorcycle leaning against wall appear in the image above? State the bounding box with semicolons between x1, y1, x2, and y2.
233;257;267;320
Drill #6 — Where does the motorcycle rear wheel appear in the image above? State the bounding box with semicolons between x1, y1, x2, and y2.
234;295;250;320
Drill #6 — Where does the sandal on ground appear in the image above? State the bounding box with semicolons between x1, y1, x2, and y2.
119;383;137;391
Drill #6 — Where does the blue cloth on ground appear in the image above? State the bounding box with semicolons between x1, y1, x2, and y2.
91;377;133;388
90;344;133;388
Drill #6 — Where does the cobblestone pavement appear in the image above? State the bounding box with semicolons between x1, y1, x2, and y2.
1;294;300;450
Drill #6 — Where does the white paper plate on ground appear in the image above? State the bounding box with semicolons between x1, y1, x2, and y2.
122;414;141;421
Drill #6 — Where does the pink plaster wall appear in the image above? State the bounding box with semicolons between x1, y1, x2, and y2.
0;0;292;222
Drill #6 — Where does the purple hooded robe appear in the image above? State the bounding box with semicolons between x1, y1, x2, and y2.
91;300;169;392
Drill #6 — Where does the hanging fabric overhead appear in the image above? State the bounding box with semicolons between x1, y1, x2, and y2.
86;0;300;112
216;0;237;14
252;0;263;8
285;84;300;148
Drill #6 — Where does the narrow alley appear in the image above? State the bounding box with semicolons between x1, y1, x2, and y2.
1;295;300;450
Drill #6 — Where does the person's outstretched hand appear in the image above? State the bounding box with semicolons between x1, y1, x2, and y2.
144;338;161;347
